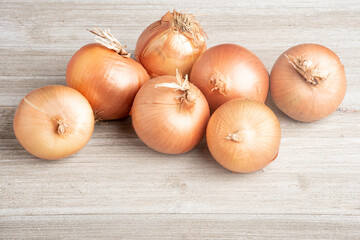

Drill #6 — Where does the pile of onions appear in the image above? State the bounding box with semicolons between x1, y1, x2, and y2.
67;28;150;120
132;71;210;154
190;44;269;112
12;12;348;170
270;44;346;122
13;85;94;160
206;99;281;173
135;10;207;77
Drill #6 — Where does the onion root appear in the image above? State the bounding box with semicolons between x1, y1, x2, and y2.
210;73;227;95
56;119;68;135
225;131;243;143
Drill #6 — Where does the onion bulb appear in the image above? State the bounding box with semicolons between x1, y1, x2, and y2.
13;85;94;160
190;44;269;112
132;70;210;154
270;44;346;122
135;10;207;77
206;99;281;173
67;28;150;120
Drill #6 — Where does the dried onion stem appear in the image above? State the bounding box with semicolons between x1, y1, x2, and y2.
88;27;130;57
155;69;197;103
285;54;328;86
172;10;207;48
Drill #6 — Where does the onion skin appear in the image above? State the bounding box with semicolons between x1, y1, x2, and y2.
206;99;281;173
135;10;207;77
13;85;94;160
132;75;210;154
270;44;346;122
190;44;269;112
66;43;150;120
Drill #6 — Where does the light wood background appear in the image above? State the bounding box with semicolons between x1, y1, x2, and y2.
1;0;360;239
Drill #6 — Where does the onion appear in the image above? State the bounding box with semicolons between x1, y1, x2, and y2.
270;44;346;122
132;70;210;154
66;28;150;120
13;85;94;160
190;44;269;112
206;99;281;173
135;10;207;77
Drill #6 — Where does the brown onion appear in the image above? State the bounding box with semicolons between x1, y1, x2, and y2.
67;28;150;120
207;99;281;173
13;85;94;160
132;71;210;154
190;44;269;112
270;43;346;122
135;10;207;77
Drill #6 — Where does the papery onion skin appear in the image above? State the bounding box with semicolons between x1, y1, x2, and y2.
132;75;210;154
190;44;269;112
66;43;150;120
13;85;94;160
206;99;281;173
270;44;346;122
135;10;207;77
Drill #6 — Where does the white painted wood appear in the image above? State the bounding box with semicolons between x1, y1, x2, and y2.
1;0;359;239
1;214;359;240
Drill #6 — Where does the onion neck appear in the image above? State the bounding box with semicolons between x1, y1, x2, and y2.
88;28;130;58
179;88;197;109
225;131;243;143
184;88;197;103
171;10;206;48
57;119;68;135
210;73;227;95
285;54;328;86
154;69;198;108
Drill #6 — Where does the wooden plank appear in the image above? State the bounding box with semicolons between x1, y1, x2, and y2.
1;214;360;240
1;106;359;217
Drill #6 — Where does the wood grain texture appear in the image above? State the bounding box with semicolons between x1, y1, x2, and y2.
1;0;360;239
1;214;359;240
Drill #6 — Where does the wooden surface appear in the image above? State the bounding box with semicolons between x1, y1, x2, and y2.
1;0;360;239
